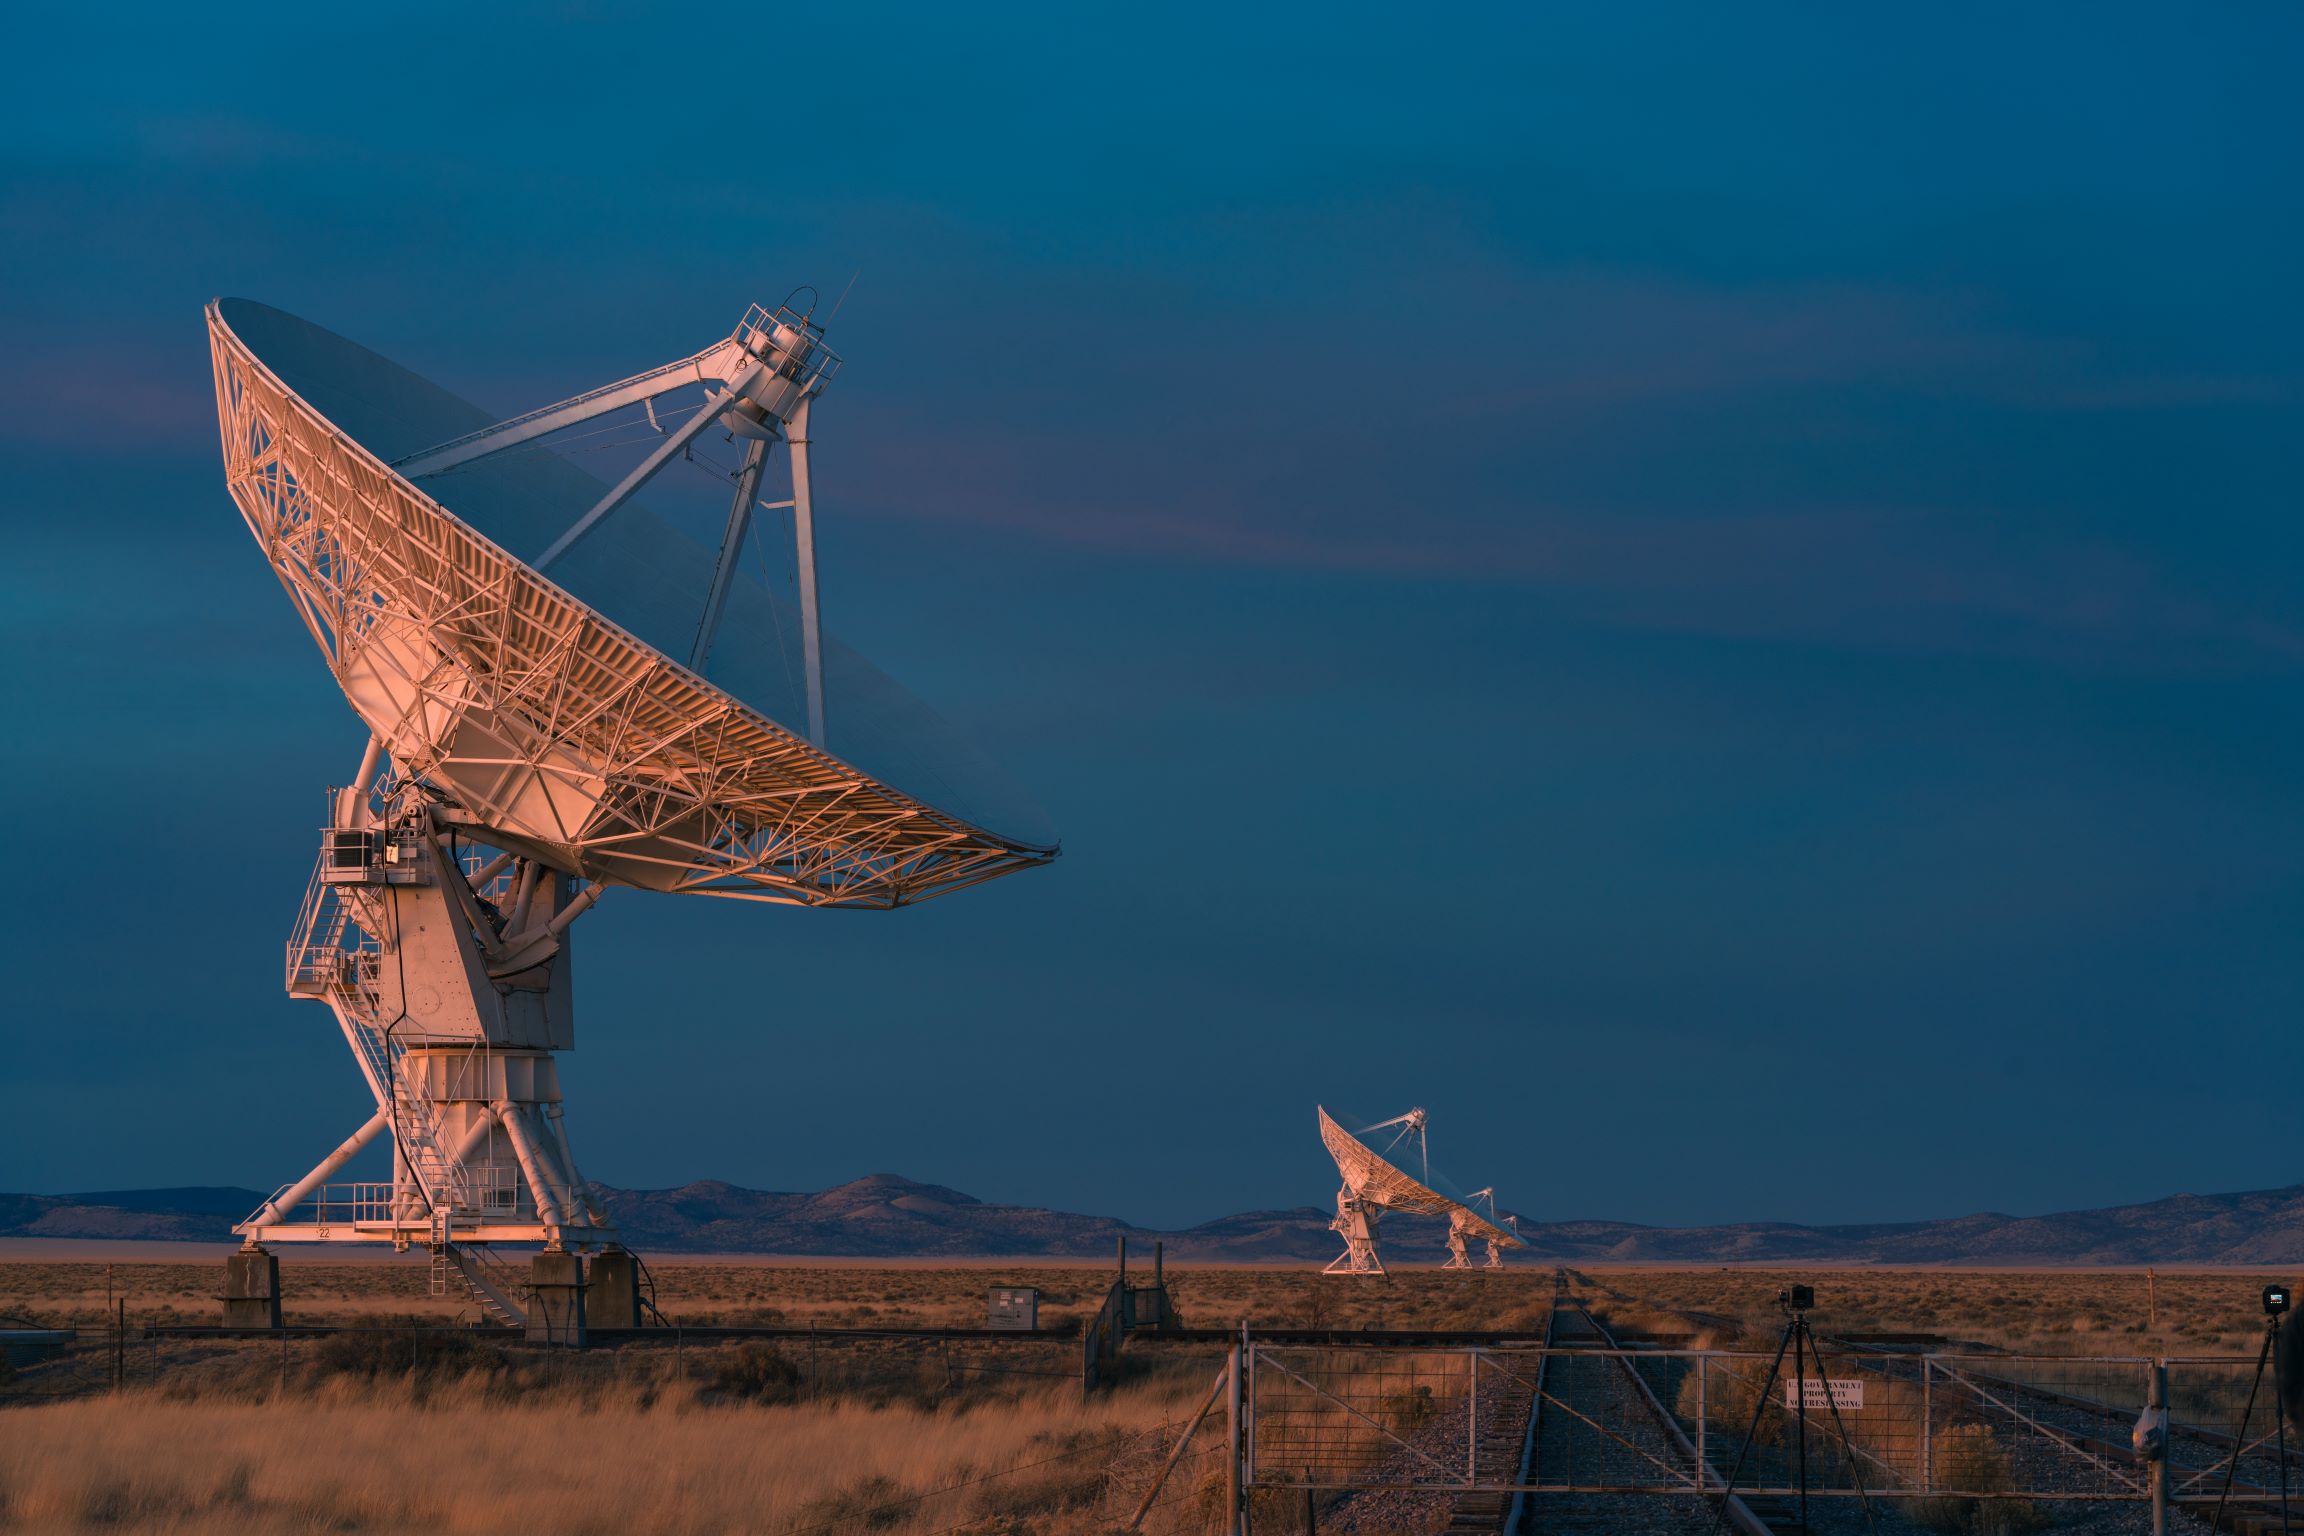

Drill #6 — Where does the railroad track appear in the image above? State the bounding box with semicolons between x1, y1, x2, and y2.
1435;1337;1542;1535
1517;1274;1783;1535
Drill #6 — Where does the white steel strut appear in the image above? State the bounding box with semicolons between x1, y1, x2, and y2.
390;304;838;745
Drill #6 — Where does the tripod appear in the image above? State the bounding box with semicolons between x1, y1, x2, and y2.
1708;1294;1878;1535
2209;1305;2292;1536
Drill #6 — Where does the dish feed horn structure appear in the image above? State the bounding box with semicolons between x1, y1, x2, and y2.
207;296;1056;1331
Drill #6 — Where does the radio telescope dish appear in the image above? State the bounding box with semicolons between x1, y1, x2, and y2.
1317;1105;1526;1276
207;296;1058;1323
210;298;1055;905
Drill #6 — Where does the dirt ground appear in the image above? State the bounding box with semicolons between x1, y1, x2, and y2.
3;1255;2291;1348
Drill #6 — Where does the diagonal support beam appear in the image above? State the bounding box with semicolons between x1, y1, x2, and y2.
245;1107;391;1230
535;364;762;573
691;436;770;672
392;340;749;479
787;395;826;746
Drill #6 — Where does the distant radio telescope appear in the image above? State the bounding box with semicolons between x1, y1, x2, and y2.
1318;1106;1524;1275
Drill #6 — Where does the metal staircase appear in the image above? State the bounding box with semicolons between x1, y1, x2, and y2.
442;1240;524;1327
282;849;476;1221
278;839;532;1328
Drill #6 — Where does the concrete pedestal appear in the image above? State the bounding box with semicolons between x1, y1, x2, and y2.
589;1250;642;1329
222;1249;282;1329
527;1252;587;1346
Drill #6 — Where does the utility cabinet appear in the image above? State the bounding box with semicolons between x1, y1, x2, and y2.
987;1287;1038;1330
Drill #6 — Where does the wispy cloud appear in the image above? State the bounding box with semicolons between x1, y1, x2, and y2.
819;267;2304;671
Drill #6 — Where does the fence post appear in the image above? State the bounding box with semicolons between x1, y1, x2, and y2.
1696;1354;1707;1477
1244;1325;1256;1531
1469;1350;1480;1482
1226;1336;1244;1536
1921;1356;1933;1494
2149;1358;2168;1536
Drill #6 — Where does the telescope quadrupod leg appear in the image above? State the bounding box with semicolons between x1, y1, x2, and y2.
788;394;825;748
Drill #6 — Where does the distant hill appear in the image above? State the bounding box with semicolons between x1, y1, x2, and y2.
0;1188;272;1243
7;1175;2304;1265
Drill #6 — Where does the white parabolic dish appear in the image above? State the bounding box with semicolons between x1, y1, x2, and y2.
1318;1106;1524;1250
208;299;1057;909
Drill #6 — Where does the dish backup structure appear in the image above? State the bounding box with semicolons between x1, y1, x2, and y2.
1317;1106;1525;1275
206;296;1056;1337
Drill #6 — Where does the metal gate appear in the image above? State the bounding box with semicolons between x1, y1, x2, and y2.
1235;1342;2299;1514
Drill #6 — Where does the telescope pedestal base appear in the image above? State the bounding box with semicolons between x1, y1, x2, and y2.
588;1250;641;1329
221;1249;282;1329
527;1252;587;1346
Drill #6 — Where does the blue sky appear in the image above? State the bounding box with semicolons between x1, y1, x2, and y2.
2;5;2300;1229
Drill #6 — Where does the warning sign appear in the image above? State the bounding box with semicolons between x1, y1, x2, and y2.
1784;1377;1864;1412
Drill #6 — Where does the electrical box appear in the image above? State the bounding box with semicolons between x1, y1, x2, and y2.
318;827;426;886
1124;1285;1170;1330
987;1287;1038;1331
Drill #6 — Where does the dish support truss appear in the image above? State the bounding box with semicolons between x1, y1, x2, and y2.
207;300;1053;909
238;756;615;1322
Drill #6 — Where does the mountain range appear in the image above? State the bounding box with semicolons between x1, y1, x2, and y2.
7;1175;2304;1264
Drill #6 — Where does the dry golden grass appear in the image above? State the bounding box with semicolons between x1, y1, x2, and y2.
0;1261;455;1328
1162;1267;1552;1334
8;1257;2286;1352
0;1366;1218;1535
0;1259;1560;1333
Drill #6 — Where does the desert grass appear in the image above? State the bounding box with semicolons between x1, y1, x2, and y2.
8;1260;2292;1533
9;1259;2284;1356
1163;1268;1552;1335
0;1365;1218;1535
0;1259;1561;1333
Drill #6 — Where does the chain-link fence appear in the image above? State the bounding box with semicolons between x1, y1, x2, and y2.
13;1327;2300;1530
1241;1341;2303;1514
